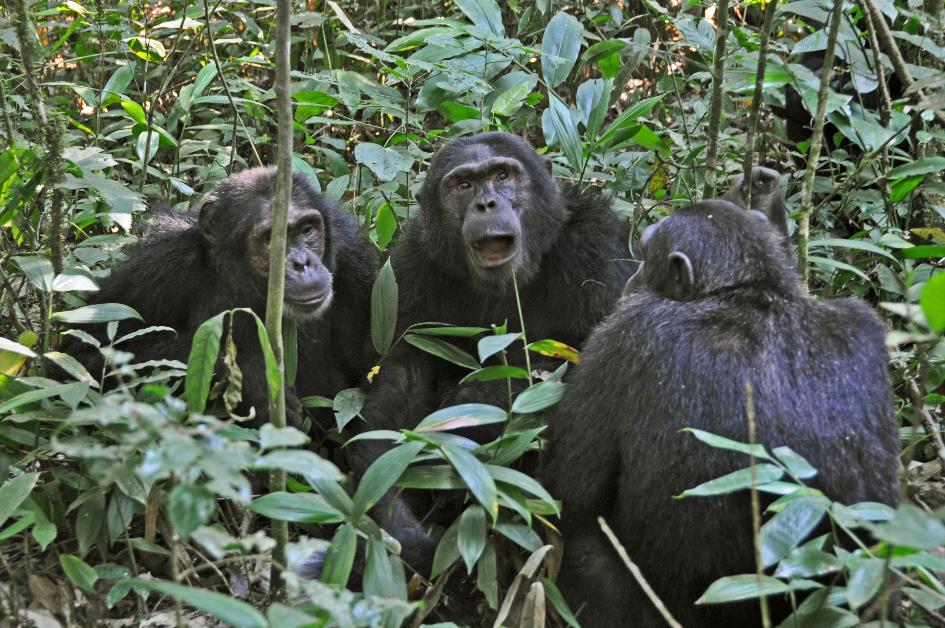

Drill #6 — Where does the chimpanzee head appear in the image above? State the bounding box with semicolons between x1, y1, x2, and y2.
624;200;799;301
722;166;789;237
196;167;336;321
416;132;568;291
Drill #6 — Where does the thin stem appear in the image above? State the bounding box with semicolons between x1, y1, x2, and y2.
746;382;771;628
796;0;843;289
511;272;532;386
742;0;778;209
703;0;731;199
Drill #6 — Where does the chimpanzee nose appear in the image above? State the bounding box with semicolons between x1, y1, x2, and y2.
475;198;497;212
290;252;315;274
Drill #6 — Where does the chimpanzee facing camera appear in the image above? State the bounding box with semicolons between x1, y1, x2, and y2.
541;200;899;627
59;167;377;427
346;131;637;575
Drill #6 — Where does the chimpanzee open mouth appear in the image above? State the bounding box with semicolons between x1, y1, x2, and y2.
470;235;517;267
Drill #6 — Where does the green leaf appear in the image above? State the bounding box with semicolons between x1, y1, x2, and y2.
491;82;532;117
354;143;413;182
887;156;945;179
542;578;580;627
184;311;226;413
697;574;791;604
407;325;491;337
101;64;134;107
541;12;583;88
397;465;465;489
404;333;480;370
846;557;885;610
477;333;522;363
249;491;344;523
597;93;665;148
683;428;771;460
576;77;613;141
0;473;39;530
455;0;504;37
678;464;784;498
51;267;99;292
254;450;342;484
0;336;36;359
120;99;147;125
432;517;461;578
351;441;425;519
920;273;945;333
320;523;357;586
477;541;498;608
442;444;498;521
808;237;898;262
546;94;583;172
461;365;530;383
528;338;581;363
333;387;366;431
495;521;542;551
127;578;267;628
0;382;89;413
511;380;565;414
363;536;403;599
772;446;818;480
416;403;507;432
867;503;945;549
903;245;945;259
167;484;215;541
371;259;398;355
60;554;99;593
52;303;142;324
760;496;828;567
13;256;54;291
458;506;487;573
486;465;558;514
375;202;397;250
259;424;309;449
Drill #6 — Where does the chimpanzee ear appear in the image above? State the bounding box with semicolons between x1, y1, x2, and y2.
197;196;220;243
667;251;694;299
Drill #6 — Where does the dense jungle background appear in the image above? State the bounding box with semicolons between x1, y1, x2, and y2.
1;0;945;626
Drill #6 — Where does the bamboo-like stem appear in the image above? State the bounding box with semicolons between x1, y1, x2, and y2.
266;0;293;598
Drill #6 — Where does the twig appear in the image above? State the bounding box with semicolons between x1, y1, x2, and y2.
796;0;844;289
203;0;263;170
906;375;945;465
743;0;778;209
598;517;682;628
745;382;771;628
861;0;945;126
703;0;731;199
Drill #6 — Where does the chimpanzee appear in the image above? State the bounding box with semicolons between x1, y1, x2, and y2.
60;167;377;426
723;166;789;237
346;132;636;573
541;200;899;627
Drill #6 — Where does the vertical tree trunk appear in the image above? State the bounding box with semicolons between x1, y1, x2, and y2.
267;0;293;596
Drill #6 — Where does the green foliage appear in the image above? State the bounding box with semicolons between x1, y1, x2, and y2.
0;0;943;624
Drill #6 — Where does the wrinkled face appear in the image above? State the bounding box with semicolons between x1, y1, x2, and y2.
249;206;334;321
439;145;529;282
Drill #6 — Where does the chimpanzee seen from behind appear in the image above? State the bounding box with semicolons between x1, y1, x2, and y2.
541;200;899;627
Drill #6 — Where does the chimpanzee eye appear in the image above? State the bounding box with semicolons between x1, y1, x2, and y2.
458;180;472;190
302;223;316;236
497;170;508;181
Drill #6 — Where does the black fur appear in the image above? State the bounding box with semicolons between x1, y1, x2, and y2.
541;200;900;627
347;132;636;574
60;167;377;425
